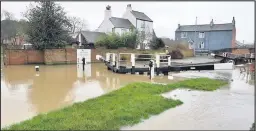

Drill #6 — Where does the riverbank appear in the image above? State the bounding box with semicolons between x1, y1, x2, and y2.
3;78;227;130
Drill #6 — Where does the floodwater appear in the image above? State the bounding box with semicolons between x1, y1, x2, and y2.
1;62;254;130
122;69;255;130
1;63;184;128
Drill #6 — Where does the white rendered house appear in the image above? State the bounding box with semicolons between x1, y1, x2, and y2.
97;4;154;49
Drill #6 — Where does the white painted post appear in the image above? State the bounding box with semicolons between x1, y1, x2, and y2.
116;54;119;68
131;53;135;74
156;54;160;68
106;53;110;62
168;56;171;66
78;33;82;46
155;54;160;75
112;53;116;66
150;60;155;79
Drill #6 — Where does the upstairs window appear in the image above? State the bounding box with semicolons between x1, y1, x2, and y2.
199;32;205;38
181;32;187;38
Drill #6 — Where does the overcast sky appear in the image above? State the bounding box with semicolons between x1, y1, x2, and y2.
1;1;255;43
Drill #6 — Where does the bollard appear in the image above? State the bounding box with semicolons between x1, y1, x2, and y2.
35;66;39;72
149;60;155;79
155;54;160;75
131;53;135;74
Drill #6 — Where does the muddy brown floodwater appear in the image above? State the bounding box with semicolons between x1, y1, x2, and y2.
1;63;254;130
1;63;184;128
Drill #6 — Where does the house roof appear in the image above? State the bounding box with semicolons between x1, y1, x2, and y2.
109;17;134;29
80;31;106;43
131;10;153;22
176;23;234;32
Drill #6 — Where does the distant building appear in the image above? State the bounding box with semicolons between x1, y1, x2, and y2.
69;31;106;48
175;17;236;53
97;4;154;49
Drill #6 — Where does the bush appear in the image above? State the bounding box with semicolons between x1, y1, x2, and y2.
168;49;184;59
95;32;137;49
150;38;165;50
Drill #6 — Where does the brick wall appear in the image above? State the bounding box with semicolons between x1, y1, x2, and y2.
4;48;97;65
27;50;44;64
66;48;77;64
232;48;251;55
7;50;27;65
44;49;67;64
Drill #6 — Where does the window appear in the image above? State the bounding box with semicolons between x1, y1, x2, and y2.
181;32;187;38
199;32;205;38
141;21;145;28
199;42;204;49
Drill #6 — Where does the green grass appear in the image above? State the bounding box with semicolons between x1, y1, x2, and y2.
3;78;228;130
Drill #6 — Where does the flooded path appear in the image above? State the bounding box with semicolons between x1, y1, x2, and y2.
122;69;254;130
1;63;184;128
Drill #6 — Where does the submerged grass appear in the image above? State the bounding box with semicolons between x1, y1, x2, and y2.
4;78;228;130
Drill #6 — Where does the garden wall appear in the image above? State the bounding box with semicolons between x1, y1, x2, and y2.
4;49;98;65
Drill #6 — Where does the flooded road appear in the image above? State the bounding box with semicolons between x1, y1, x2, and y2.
122;69;254;130
1;63;184;128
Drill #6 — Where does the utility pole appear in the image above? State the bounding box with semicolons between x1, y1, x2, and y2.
193;17;197;56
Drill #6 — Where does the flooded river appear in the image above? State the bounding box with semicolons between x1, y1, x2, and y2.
1;63;254;129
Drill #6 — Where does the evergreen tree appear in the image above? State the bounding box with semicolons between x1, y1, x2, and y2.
25;1;71;50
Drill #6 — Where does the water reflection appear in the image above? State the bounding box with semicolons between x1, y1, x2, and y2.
1;63;182;128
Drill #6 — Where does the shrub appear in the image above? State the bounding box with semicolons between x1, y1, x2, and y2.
95;32;137;49
168;49;184;59
150;38;165;50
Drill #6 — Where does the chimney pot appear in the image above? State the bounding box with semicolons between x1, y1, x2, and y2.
104;5;112;20
232;16;235;26
210;19;214;27
126;4;132;12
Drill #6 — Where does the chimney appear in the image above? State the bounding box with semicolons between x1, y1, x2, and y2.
232;16;235;26
210;19;214;27
178;24;181;29
126;4;132;12
104;5;112;20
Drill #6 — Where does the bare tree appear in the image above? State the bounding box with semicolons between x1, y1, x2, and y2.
68;16;88;33
2;10;14;20
136;25;153;50
77;19;88;32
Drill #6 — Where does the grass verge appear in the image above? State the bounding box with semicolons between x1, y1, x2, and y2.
3;78;228;130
